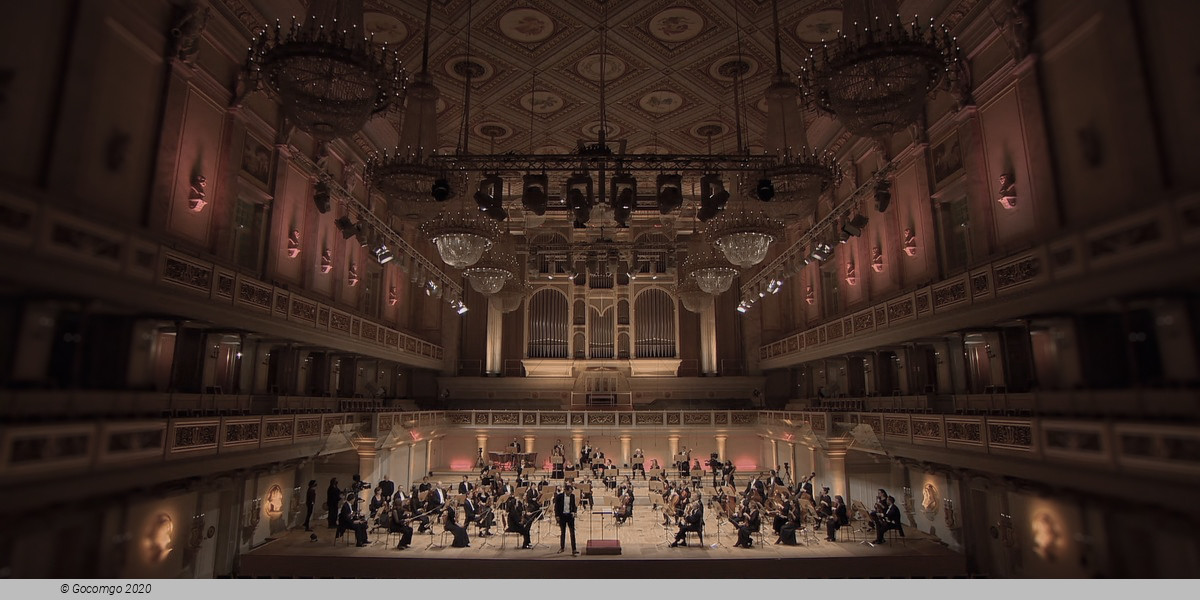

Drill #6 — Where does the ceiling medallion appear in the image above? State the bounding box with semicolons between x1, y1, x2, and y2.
710;57;757;83
648;7;705;43
499;8;555;43
638;91;683;115
445;56;493;82
684;249;739;295
801;7;957;138
706;208;784;269
520;90;564;114
363;12;407;45
245;1;405;141
420;208;500;269
577;53;625;82
795;10;842;46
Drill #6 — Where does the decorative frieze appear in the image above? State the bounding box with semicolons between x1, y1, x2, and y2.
163;256;213;291
173;423;218;450
988;422;1034;449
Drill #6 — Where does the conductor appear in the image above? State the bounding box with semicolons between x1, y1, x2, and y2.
554;484;580;555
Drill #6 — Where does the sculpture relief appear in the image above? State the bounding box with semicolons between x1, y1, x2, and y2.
187;174;207;212
320;249;333;273
903;228;918;256
348;262;359;286
169;0;210;68
992;0;1034;62
286;229;301;258
844;262;857;285
805;285;815;305
871;246;885;272
388;285;398;306
998;173;1018;209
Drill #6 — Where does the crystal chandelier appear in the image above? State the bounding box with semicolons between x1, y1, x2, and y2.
675;276;711;313
420;208;499;268
706;208;784;269
245;0;405;141
800;0;955;138
492;277;529;313
685;250;739;295
464;242;518;295
366;0;441;208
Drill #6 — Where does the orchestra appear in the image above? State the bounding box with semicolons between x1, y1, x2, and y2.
315;454;850;556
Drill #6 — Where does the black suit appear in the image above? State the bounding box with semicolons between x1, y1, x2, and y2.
672;504;704;545
458;482;474;495
874;503;903;544
554;492;578;552
463;498;477;524
325;483;341;528
338;501;368;545
304;487;316;530
826;503;849;540
379;479;395;500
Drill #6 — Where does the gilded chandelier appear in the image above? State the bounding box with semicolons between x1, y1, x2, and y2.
706;208;784;269
420;208;499;269
685;250;740;295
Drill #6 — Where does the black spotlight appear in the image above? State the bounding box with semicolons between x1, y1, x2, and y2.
874;180;891;213
334;216;357;239
655;173;683;214
313;180;331;213
698;173;729;222
474;174;506;222
431;178;453;202
841;214;869;237
756;178;775;202
566;173;593;227
611;173;637;227
521;173;549;216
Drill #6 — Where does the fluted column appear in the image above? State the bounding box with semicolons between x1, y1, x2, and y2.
572;434;584;463
425;438;435;476
407;443;418;487
788;442;798;485
354;437;378;498
826;440;851;506
485;299;503;375
668;435;680;460
714;435;727;462
619;435;632;466
769;439;779;471
524;434;536;455
700;298;718;375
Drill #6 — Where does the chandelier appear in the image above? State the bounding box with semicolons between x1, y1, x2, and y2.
685;250;739;295
464;242;519;295
245;0;405;141
706;208;784;268
800;0;954;138
492;277;530;314
366;0;442;208
675;276;711;313
420;208;499;268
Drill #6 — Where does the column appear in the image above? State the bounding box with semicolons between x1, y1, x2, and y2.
485;299;503;375
769;439;779;471
424;438;435;476
407;443;418;487
619;435;632;466
788;442;798;485
476;434;488;467
572;434;583;464
714;435;727;462
667;435;680;461
524;434;536;456
826;441;851;507
354;437;378;484
700;298;718;375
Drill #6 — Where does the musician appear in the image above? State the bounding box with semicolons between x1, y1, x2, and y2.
337;492;369;547
746;475;766;502
798;472;816;497
722;461;737;488
678;450;690;477
537;476;550;490
873;495;904;544
670;499;704;547
776;499;802;546
580;440;593;468
578;477;594;509
368;487;386;519
771;496;793;535
480;463;494;487
458;475;474;495
732;500;762;548
463;492;478;525
768;469;785;487
379;475;395;501
554;484;580;555
816;486;833;525
442;506;470;548
825;495;849;542
474;491;496;536
388;500;414;549
868;488;889;530
426;483;447;512
303;480;317;532
551;441;565;479
614;488;635;525
508;438;522;453
417;476;432;493
632;448;646;480
325;478;342;528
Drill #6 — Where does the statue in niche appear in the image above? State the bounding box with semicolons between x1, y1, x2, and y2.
997;173;1018;209
187;174;207;212
871;246;885;272
143;513;175;565
342;160;360;195
287;229;301;258
993;0;1034;62
169;0;210;68
805;285;815;305
320;249;333;273
388;285;398;305
347;262;359;286
903;228;918;256
844;262;857;286
1031;512;1062;562
921;483;939;516
945;55;974;110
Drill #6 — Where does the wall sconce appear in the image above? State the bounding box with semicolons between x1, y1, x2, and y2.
805;285;815;305
943;498;957;529
348;263;359;286
287;229;301;258
902;486;915;514
208;344;219;359
388;285;398;306
183;512;206;567
320;249;333;273
871;246;885;272
188;174;207;212
985;343;996;358
844;262;857;286
934;351;943;365
997;512;1017;548
241;498;262;543
902;228;918;256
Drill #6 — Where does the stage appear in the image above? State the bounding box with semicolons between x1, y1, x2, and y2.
241;484;967;578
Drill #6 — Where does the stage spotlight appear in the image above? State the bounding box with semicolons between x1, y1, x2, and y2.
874;180;891;213
334;216;359;239
373;243;394;265
656;174;683;214
431;178;453;202
521;173;549;216
841;214;869;238
756;178;775;202
811;242;833;262
354;224;370;247
700;173;730;208
611;173;637;227
313;181;331;213
566;173;593;227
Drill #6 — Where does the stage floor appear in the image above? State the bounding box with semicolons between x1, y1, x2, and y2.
242;491;967;578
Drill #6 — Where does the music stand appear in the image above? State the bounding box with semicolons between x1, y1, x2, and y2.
648;468;662;480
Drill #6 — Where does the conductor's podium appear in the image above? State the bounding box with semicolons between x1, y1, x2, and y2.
585;539;622;555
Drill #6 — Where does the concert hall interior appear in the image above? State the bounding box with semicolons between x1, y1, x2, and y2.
1;0;1200;580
